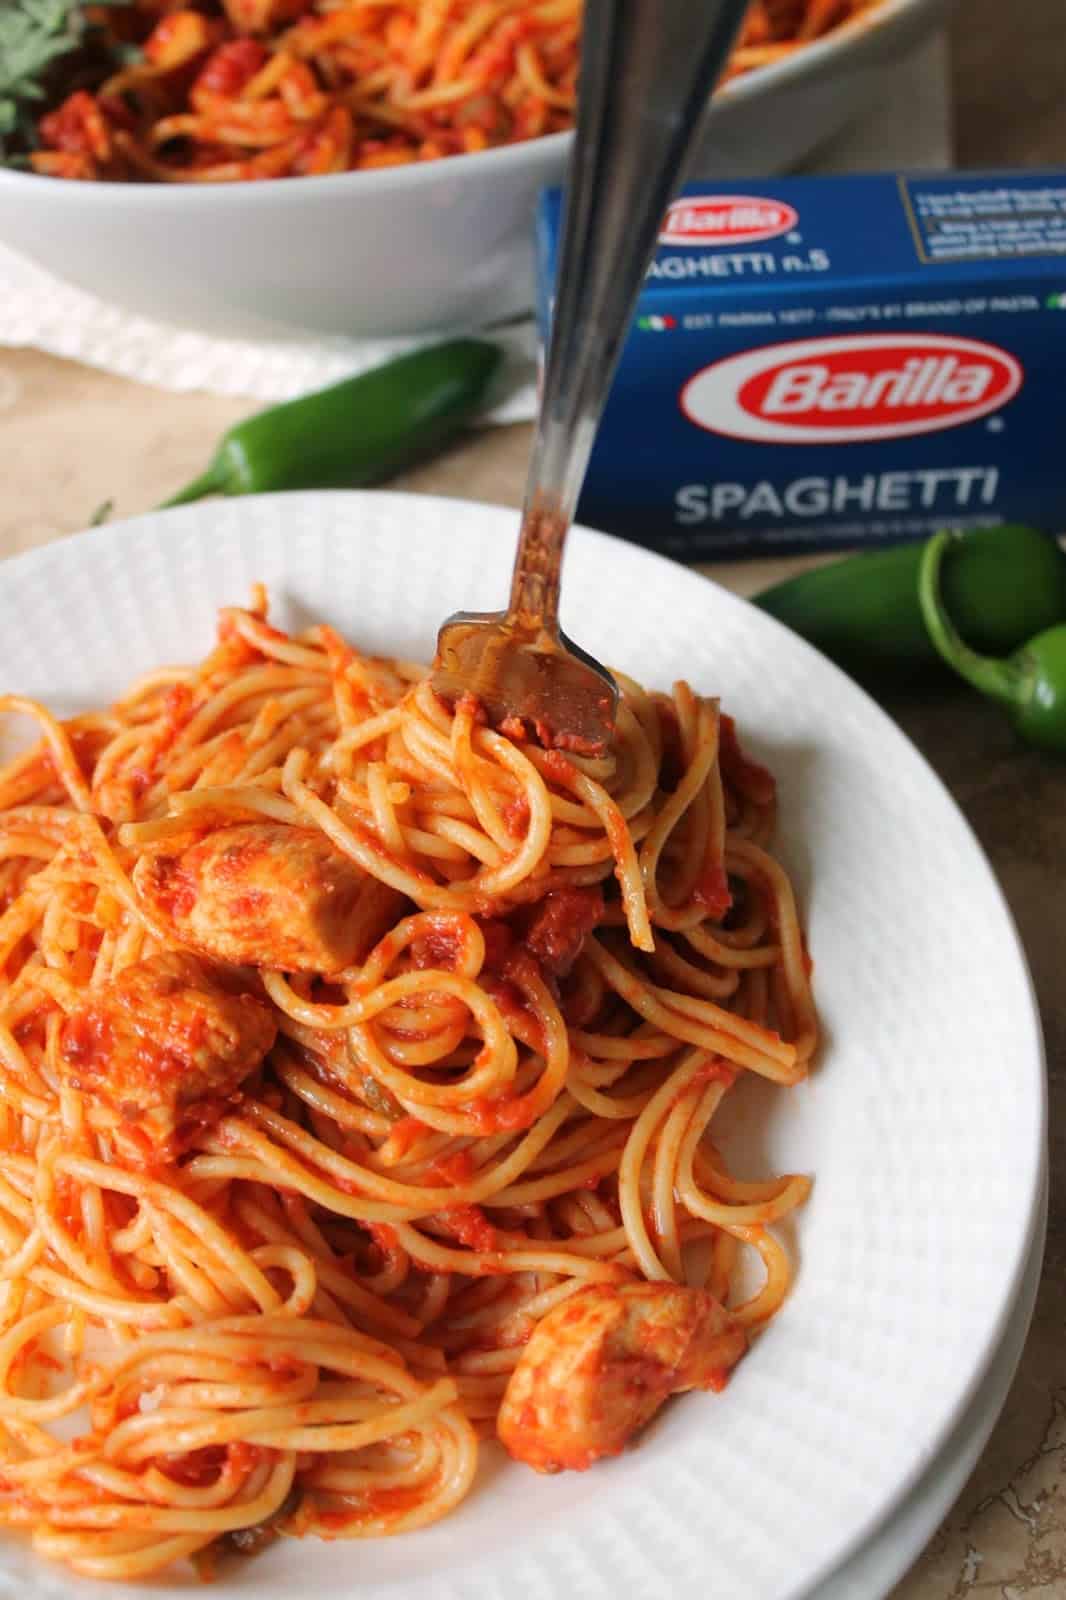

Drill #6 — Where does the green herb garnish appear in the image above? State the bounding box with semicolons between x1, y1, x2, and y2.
0;1;133;162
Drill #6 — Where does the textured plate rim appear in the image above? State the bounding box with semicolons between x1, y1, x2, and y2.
810;1165;1048;1600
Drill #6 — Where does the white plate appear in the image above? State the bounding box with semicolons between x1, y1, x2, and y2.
0;492;1045;1600
813;1171;1048;1600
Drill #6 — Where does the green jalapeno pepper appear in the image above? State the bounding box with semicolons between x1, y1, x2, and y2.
754;524;1066;683
160;339;501;508
920;529;1066;754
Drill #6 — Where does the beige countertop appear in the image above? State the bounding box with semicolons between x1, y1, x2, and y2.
1;2;1064;1593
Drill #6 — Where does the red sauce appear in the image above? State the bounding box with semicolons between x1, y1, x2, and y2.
316;1508;357;1534
39;91;107;158
148;855;198;921
465;1092;539;1136
58;1009;114;1081
540;749;577;786
157;1445;229;1488
478;973;530;1023
502;794;531;838
521;885;604;976
495;707;611;760
551;725;611;757
386;1116;430;1160
160;682;194;743
718;714;776;806
316;1479;428;1533
228;890;269;921
265;1354;305;1380
693;863;732;920
427;1150;475;1187
476;917;514;970
453;692;487;725
434;1203;497;1253
360;1483;429;1517
693;1059;737;1091
194;38;269;99
364;1222;399;1255
410;917;464;971
177;1092;243;1139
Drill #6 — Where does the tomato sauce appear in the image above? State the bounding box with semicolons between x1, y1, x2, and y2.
360;1482;429;1517
465;1092;539;1136
410;917;465;971
434;1203;497;1253
147;854;198;920
39;92;109;159
195;38;269;99
385;1116;430;1160
427;1150;475;1187
502;794;531;838
692;862;732;920
476;917;514;969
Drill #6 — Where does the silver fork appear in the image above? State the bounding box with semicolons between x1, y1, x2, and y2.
431;0;751;755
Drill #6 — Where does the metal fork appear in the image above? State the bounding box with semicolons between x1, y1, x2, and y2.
431;0;751;754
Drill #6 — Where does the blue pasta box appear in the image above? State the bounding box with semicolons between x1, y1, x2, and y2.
535;170;1066;559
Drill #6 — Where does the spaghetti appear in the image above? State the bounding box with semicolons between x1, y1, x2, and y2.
30;0;881;182
0;589;816;1581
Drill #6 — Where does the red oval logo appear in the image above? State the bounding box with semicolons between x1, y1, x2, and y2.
680;334;1023;443
660;195;799;247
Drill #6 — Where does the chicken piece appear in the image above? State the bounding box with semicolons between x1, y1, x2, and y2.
521;885;605;977
133;823;400;974
58;952;276;1165
498;1282;747;1473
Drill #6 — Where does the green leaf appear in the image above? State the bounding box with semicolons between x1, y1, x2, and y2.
0;1;138;164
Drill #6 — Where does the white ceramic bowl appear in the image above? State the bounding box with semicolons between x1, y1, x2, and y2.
0;0;950;339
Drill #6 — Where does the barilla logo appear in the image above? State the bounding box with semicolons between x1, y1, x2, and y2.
659;195;799;247
680;333;1023;443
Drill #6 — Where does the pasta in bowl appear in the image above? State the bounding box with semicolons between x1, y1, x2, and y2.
16;1;879;184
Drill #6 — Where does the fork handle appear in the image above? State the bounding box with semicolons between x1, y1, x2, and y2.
509;0;750;629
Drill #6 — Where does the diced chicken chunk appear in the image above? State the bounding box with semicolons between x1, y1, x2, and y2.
58;952;276;1164
498;1282;746;1473
521;885;604;976
133;823;398;974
